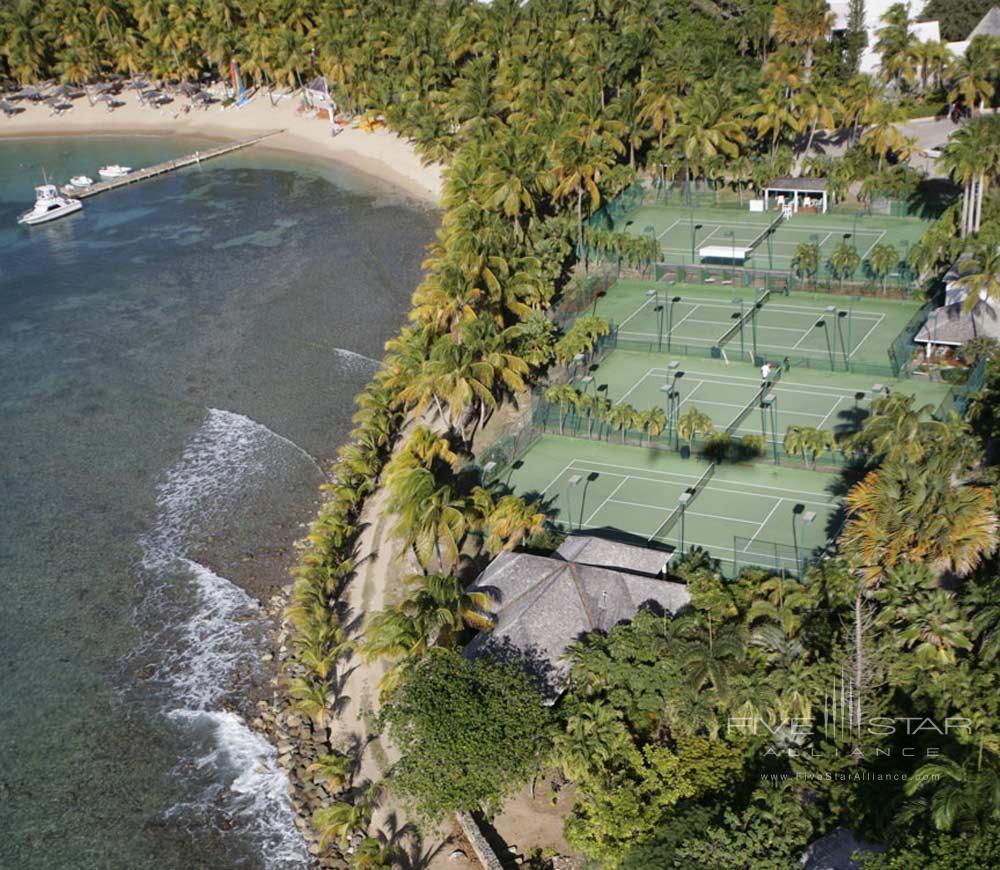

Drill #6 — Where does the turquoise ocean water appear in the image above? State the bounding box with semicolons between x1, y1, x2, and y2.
0;135;436;868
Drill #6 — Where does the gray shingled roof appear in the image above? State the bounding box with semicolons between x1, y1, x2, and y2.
970;6;1000;37
556;534;671;577
915;302;1000;346
765;175;827;192
465;552;690;698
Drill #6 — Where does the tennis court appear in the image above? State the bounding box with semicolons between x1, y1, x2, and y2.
576;351;951;444
624;204;930;274
593;279;924;368
510;435;841;574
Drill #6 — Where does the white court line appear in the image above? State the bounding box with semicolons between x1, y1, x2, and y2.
816;395;845;430
640;366;866;399
861;229;886;260
657;217;683;240
551;459;836;505
584;477;630;526
847;312;885;359
699;226;722;246
608;498;761;527
618;294;655;329
744;498;784;549
666;302;703;334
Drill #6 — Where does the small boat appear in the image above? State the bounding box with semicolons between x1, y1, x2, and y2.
68;175;94;188
18;184;82;225
98;164;132;179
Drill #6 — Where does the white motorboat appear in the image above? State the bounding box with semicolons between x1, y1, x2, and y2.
18;184;83;225
98;164;132;179
68;175;94;188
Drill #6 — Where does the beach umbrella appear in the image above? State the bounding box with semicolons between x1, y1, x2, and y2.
0;99;19;116
141;89;160;100
128;77;150;91
176;82;201;96
91;82;117;95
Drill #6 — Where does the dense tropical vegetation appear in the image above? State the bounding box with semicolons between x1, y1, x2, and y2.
8;0;1000;866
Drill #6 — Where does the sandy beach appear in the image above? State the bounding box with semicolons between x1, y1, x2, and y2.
0;90;443;204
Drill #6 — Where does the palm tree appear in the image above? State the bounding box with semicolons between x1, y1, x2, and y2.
605;402;639;443
874;3;916;87
903;752;1000;832
640;407;667;446
962;244;1000;310
792;241;820;286
352;835;403;870
840;75;883;141
866;242;899;294
473;491;546;554
670;86;747;182
544;384;580;435
680;619;747;696
940;118;999;237
749;83;800;156
677;407;713;452
794;84;841;154
948;34;998;115
770;0;835;82
313;797;373;849
842;461;997;584
860;100;908;170
897;589;974;666
847;392;944;463
783;425;835;468
305;752;354;795
550;128;616;263
828;240;861;286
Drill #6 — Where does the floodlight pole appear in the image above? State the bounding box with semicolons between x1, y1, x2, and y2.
770;396;779;464
654;305;665;352
667;295;681;350
734;298;745;358
835;311;849;370
750;300;759;362
815;320;835;371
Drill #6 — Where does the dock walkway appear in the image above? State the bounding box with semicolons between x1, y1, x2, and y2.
60;130;284;199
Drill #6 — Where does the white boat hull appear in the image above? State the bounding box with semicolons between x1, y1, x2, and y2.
98;166;131;179
18;199;83;225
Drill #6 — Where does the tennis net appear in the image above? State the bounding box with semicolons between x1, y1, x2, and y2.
716;290;772;348
748;210;786;251
726;367;783;435
646;463;717;544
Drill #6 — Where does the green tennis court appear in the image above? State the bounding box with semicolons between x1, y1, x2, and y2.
624;204;931;274
593;279;925;368
510;435;842;574
577;350;951;443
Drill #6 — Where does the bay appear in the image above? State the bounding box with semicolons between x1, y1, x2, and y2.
0;135;436;868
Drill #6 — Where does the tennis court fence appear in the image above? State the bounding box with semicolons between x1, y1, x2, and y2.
607;320;904;379
529;390;857;471
933;356;989;420
732;536;827;579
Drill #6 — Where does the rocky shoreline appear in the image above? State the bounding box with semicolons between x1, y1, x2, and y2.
251;584;349;869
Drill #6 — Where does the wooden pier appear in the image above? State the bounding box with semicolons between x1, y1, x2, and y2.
60;130;284;199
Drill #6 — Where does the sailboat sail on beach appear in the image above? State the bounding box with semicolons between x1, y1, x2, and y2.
230;59;251;108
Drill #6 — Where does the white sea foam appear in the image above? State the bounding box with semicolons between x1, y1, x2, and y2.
332;347;381;370
136;407;319;866
166;709;310;868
